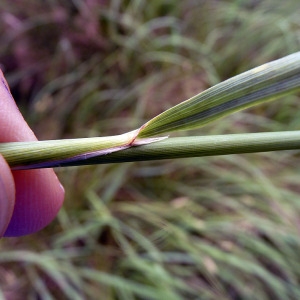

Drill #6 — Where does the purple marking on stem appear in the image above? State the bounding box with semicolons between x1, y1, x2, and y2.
12;144;131;170
11;136;169;170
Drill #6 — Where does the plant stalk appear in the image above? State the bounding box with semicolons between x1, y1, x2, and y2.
1;131;300;169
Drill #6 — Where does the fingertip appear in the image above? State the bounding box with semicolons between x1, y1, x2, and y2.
0;155;15;237
3;169;65;237
0;69;65;237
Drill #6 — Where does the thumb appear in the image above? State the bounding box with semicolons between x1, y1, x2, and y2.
0;154;15;237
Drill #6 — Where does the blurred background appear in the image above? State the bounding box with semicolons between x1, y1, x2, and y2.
1;0;300;299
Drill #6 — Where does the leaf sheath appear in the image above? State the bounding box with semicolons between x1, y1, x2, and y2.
2;131;300;169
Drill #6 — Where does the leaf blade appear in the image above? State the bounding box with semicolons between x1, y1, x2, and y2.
138;52;300;138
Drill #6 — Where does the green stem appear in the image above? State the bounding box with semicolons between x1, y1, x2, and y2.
2;131;300;169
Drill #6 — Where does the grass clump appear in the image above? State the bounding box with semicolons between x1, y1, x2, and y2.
1;0;300;299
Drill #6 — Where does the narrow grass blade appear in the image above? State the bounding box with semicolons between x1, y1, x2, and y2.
138;52;300;138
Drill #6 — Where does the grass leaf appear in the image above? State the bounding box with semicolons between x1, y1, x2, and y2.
1;52;300;169
138;52;300;137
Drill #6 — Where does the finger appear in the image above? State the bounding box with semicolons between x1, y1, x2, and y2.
4;169;64;236
0;154;15;237
0;69;65;237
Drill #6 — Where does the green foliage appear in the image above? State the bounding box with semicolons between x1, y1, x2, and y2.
1;0;300;299
1;52;300;169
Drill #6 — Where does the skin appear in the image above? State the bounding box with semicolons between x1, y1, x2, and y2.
0;70;64;237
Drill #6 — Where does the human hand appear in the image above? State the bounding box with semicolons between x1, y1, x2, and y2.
0;70;64;237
